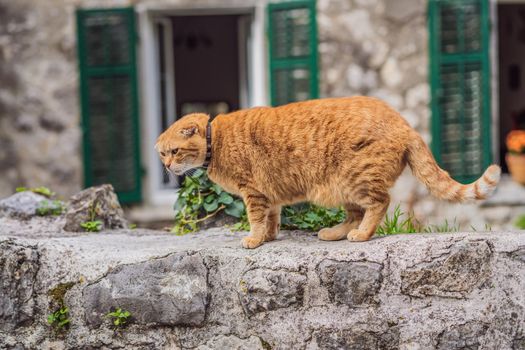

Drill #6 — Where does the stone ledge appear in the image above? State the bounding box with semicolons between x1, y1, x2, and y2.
1;220;524;349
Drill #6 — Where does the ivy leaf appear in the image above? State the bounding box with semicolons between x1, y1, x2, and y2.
305;212;321;222
174;199;185;212
218;192;234;205
203;199;219;212
225;200;245;218
211;184;223;195
204;194;215;203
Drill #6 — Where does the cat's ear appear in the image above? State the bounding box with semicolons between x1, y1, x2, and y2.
180;124;198;138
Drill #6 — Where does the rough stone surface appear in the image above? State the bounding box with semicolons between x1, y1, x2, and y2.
317;260;382;306
83;252;208;327
238;268;307;316
0;191;48;219
0;240;39;332
63;184;127;232
401;241;492;298
1;218;524;349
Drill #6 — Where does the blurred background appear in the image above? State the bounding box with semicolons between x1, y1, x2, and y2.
0;0;524;229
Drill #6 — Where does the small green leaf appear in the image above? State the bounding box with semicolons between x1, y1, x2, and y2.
203;200;219;212
225;200;245;218
211;184;223;194
218;192;234;205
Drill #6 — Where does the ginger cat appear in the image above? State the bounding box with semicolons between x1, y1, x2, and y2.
156;97;501;249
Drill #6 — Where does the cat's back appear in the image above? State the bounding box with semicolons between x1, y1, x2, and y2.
231;96;406;126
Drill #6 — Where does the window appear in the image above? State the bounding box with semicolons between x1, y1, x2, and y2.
428;0;492;183
77;8;142;203
268;0;319;106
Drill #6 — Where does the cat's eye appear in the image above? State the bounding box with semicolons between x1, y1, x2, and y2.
160;151;166;157
171;148;179;155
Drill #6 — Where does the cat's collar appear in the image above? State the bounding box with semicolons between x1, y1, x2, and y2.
203;121;212;168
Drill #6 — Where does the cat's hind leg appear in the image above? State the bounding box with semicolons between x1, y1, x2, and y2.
347;196;389;242
318;204;364;241
264;205;281;242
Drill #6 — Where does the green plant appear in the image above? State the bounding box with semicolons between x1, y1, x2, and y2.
129;223;137;229
376;205;459;235
80;200;103;232
46;282;74;333
36;200;66;216
80;220;102;232
281;204;345;231
47;306;70;330
172;169;245;235
105;308;131;329
16;186;55;198
516;215;525;229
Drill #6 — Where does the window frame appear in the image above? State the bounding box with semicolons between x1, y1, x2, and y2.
428;0;492;183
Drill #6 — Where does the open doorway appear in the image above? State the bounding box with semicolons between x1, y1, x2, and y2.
497;3;525;172
155;13;252;189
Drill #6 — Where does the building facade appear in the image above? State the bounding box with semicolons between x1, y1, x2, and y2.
1;0;524;228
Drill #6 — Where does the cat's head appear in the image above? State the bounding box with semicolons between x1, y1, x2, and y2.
155;113;209;176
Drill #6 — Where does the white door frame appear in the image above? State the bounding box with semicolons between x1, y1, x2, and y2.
136;2;268;205
490;0;525;165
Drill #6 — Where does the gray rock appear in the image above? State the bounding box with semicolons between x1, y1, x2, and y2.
436;321;489;350
401;241;492;298
196;335;264;350
0;191;47;219
317;260;383;306
237;268;307;315
308;327;400;350
63;184;127;232
0;240;38;331
83;252;208;327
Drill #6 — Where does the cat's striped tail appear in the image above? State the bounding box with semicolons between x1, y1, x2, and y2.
406;132;501;202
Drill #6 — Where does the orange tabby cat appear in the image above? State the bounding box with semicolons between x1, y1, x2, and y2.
156;97;501;249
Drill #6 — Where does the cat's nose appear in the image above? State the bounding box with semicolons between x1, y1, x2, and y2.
165;161;171;169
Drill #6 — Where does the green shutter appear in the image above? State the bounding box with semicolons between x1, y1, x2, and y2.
429;0;492;183
77;8;142;203
268;0;319;106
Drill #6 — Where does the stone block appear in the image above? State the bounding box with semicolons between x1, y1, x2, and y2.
0;241;38;331
401;241;492;298
308;327;400;350
317;260;383;306
237;268;307;316
436;322;488;350
63;184;127;231
83;253;208;327
0;191;47;219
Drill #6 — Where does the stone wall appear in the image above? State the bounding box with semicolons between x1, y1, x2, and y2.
1;216;524;349
0;0;81;198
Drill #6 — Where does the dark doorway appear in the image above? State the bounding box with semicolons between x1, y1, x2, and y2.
498;4;525;172
172;15;242;118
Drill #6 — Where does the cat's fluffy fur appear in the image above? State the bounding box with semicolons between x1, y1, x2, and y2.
156;97;501;248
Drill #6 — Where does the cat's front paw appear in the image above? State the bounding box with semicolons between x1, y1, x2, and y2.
347;229;371;242
242;236;264;249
